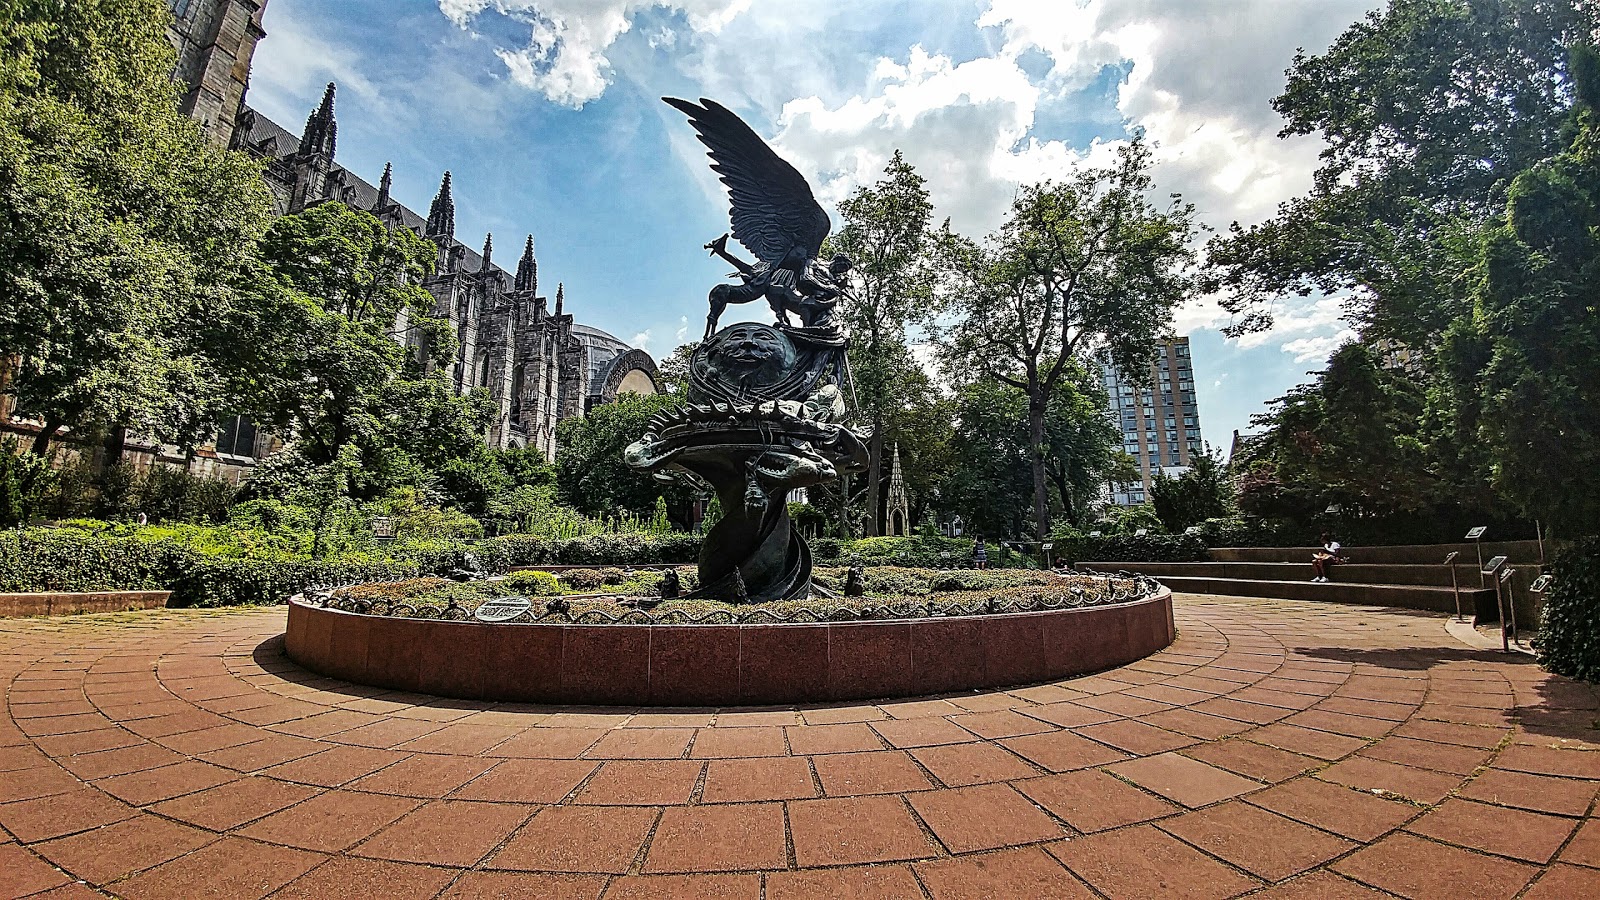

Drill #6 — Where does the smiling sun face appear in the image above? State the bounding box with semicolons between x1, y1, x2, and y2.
698;323;796;393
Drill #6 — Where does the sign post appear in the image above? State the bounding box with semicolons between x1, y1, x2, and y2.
1482;555;1509;651
1499;567;1517;651
1041;542;1054;570
1466;526;1488;588
1443;551;1462;621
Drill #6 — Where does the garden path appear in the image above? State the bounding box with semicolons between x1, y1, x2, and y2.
1;596;1597;899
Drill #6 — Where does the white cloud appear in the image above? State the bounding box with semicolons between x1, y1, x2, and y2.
1281;329;1356;363
674;316;690;342
631;329;653;349
247;5;381;127
437;0;751;107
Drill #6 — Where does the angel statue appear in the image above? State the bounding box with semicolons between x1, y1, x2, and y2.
664;97;853;338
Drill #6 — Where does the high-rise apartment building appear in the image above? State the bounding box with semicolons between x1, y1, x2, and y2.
1098;337;1204;506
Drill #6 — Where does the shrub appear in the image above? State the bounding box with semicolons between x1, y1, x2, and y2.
501;570;561;596
1056;532;1208;564
1535;538;1600;683
862;567;931;596
559;568;605;591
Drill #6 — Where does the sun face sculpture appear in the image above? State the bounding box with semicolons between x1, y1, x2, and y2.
696;323;796;396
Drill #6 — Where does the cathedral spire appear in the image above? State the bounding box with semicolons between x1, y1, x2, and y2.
375;161;392;209
479;233;494;272
300;82;337;159
515;235;537;293
425;171;455;239
555;283;565;316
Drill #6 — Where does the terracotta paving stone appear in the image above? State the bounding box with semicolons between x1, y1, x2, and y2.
915;846;1095;900
909;741;1038;787
1465;762;1600;813
1017;702;1122;728
333;718;445;749
1245;870;1391;899
907;783;1067;853
1231;686;1322;711
813;750;935;796
274;857;463;900
999;730;1129;772
346;753;497;797
575;760;703;805
1560;817;1600;868
439;871;608;900
947;709;1054;739
1360;735;1492;775
599;873;760;899
784;723;883;755
31;727;141;756
1407;799;1579;864
489;726;608;758
798;705;886;725
1125;683;1220;706
198;734;325;772
1110;752;1261;808
1073;692;1178;717
764;865;925;900
586;728;694;759
1182;739;1321;783
787;795;937;866
34;814;215;882
1319;696;1416;721
1049;824;1262;900
644;803;787;872
1079;719;1198;754
1521;864;1600;900
689;726;786;758
237;790;421;852
1332;832;1539;900
711;709;802;727
157;722;263;755
0;764;84;802
269;709;380;738
1192;696;1293;725
354;799;533;867
1391;718;1508;749
490;805;656;874
1496;744;1600;779
1246;722;1370;760
1246;777;1418;842
392;723;521;755
1285;709;1396;739
878;699;962;719
0;787;135;842
0;841;70;897
870;716;980;748
626;711;715;728
1015;768;1179;832
701;757;816;803
112;836;324;900
260;745;405;787
1317;756;1462;804
1159;801;1356;881
147;775;317;830
56;742;182;780
452;758;598;803
1143;708;1254;740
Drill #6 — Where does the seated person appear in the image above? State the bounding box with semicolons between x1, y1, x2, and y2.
1311;532;1346;582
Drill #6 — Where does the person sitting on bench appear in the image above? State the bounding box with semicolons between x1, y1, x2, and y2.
1311;532;1345;582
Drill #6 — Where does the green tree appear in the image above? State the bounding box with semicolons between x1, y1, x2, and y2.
1149;445;1234;533
829;151;936;535
937;142;1200;538
555;392;693;520
1207;0;1595;344
1440;43;1600;535
238;202;486;496
0;0;274;459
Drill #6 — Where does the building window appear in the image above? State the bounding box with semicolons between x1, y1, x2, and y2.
1175;344;1190;358
169;0;194;18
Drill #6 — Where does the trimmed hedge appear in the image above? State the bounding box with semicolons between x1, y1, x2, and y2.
1535;538;1600;684
1057;532;1208;564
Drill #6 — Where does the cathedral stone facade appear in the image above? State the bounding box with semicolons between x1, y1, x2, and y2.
163;0;657;466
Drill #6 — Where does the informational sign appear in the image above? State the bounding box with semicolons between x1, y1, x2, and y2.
371;516;396;541
473;597;531;623
1185;526;1202;535
1499;567;1515;584
939;551;951;559
1530;575;1552;593
1041;543;1053;551
1482;555;1508;575
1088;531;1103;538
1134;528;1149;537
1465;526;1488;540
1443;551;1459;565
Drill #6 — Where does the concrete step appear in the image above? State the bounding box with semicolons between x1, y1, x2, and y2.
1135;575;1496;616
1080;560;1503;588
1207;540;1543;566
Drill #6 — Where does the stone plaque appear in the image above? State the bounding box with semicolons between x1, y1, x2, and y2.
474;597;531;623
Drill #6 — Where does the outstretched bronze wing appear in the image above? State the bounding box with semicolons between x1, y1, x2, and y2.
664;97;831;267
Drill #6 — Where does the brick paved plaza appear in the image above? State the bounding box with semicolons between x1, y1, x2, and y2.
2;596;1597;899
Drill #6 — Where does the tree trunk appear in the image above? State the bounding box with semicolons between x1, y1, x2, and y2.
99;424;128;472
30;419;62;457
1028;394;1050;540
864;419;883;537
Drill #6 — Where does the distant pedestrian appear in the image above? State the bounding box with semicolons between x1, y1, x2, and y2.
972;535;988;570
136;512;147;526
1311;531;1344;582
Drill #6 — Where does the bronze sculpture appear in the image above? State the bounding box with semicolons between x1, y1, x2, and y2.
624;98;868;603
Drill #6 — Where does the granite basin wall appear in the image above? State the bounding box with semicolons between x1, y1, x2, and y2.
283;589;1175;706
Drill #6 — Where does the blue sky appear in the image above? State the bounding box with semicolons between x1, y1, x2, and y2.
247;0;1380;453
